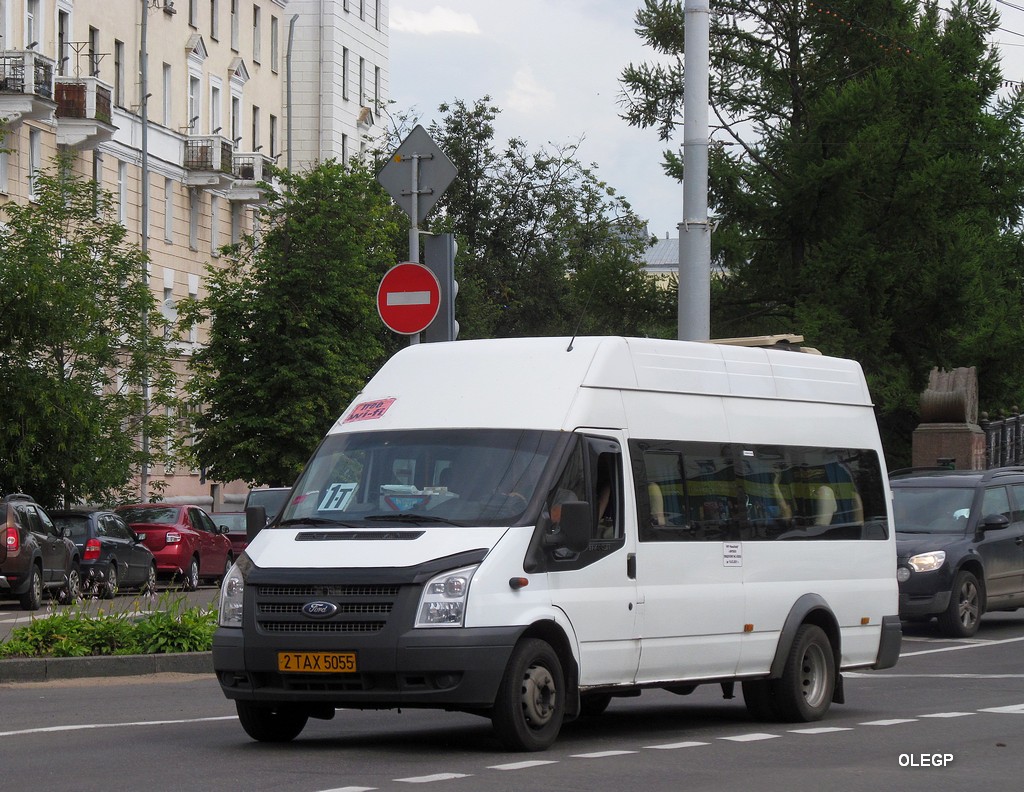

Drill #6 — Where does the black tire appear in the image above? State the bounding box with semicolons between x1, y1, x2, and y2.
183;557;200;592
491;638;565;751
60;565;82;604
579;693;612;717
235;700;308;742
742;679;782;722
102;563;118;600
141;563;157;594
19;566;43;611
772;624;835;722
937;570;981;638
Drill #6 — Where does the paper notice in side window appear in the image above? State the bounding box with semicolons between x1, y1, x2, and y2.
343;398;396;423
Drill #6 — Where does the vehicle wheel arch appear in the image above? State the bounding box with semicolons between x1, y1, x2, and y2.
769;594;841;681
956;558;987;613
517;619;580;721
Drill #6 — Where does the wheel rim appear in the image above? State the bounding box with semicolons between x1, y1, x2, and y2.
799;642;829;708
958;580;980;628
146;566;157;591
108;566;118;594
520;662;557;728
67;569;81;600
190;560;199;588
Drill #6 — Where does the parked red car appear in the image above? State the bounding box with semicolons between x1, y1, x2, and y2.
210;511;248;555
116;503;232;591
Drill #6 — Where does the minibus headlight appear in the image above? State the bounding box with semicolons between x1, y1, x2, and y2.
218;553;253;628
415;565;478;628
907;550;946;573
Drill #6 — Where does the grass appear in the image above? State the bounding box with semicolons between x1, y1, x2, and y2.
0;588;217;659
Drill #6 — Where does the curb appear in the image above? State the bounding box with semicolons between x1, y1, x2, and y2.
0;651;213;683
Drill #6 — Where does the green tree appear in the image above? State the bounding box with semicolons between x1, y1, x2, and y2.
0;157;178;507
422;98;675;339
622;0;1024;464
178;161;402;487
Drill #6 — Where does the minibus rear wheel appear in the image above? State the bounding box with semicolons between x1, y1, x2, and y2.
773;623;835;722
492;638;565;751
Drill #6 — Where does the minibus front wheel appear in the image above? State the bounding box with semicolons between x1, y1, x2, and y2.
492;637;565;751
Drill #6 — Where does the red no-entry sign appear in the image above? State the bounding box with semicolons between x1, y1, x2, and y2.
377;262;441;335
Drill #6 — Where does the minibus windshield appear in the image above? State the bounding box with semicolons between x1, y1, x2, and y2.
278;429;560;527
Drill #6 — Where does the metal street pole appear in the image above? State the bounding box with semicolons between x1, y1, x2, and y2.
678;0;711;342
140;0;152;500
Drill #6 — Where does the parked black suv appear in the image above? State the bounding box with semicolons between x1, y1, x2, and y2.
0;494;82;610
50;509;157;599
891;467;1024;637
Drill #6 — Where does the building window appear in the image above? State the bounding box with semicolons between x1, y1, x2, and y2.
359;0;365;22
359;57;365;106
88;27;100;77
114;40;125;108
188;275;200;343
210;195;220;255
188;74;201;131
375;0;382;31
251;105;260;151
164;177;174;243
230;0;239;50
28;128;41;201
26;0;39;48
270;15;279;73
341;133;348;164
162;63;173;125
252;4;261;63
210;82;222;136
0;145;9;195
342;48;349;101
269;114;277;158
189;0;198;27
231;95;241;147
210;0;220;40
91;152;103;217
189;190;200;251
57;9;71;76
374;65;381;108
117;160;128;225
230;201;242;245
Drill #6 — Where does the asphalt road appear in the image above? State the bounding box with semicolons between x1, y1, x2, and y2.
2;612;1024;792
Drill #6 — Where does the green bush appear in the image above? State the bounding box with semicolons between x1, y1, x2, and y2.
0;600;217;659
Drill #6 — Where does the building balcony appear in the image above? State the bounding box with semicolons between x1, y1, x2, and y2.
54;76;116;149
226;151;276;202
184;134;235;188
0;50;56;124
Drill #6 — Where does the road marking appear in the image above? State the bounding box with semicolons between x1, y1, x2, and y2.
980;704;1024;714
847;673;1024;679
0;715;237;738
859;718;917;726
788;726;853;734
571;750;638;758
488;760;558;770
318;788;377;792
395;774;471;783
920;712;975;718
646;740;710;749
719;732;778;742
899;635;1024;657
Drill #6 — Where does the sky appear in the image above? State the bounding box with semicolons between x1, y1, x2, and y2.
388;2;1024;243
387;1;683;240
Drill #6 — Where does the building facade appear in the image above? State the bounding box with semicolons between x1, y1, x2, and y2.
1;0;390;508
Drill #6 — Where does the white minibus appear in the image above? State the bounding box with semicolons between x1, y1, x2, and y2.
214;336;901;751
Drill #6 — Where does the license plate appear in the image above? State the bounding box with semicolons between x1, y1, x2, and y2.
277;651;357;673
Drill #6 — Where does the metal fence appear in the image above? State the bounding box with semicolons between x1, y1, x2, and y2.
980;410;1024;468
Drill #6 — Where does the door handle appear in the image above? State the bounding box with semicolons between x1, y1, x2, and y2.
627;552;636;579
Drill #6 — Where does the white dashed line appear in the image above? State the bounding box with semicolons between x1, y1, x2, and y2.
646;740;710;750
859;718;918;726
788;726;853;734
488;760;559;770
980;704;1024;714
719;732;779;742
571;750;638;758
920;712;975;718
396;774;471;784
318;787;378;792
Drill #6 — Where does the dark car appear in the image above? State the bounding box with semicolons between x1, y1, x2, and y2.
0;494;82;610
116;503;233;591
210;511;248;555
243;487;290;524
50;509;158;599
891;467;1024;637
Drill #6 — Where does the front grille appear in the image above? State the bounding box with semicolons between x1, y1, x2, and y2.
254;582;404;635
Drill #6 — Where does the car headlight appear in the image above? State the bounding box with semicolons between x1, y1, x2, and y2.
218;553;253;628
907;550;946;573
415;565;477;628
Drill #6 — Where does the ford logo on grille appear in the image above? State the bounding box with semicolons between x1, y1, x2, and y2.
302;601;338;619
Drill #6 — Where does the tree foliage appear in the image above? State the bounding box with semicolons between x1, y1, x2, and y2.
622;0;1024;464
415;98;676;339
178;161;402;487
0;156;178;507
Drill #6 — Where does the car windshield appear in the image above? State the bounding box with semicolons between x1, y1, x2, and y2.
279;428;560;527
892;485;975;534
121;506;179;524
52;514;90;541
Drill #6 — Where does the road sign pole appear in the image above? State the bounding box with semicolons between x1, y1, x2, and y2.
409;155;421;344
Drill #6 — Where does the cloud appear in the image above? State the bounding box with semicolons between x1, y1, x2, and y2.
504;69;557;116
391;6;481;35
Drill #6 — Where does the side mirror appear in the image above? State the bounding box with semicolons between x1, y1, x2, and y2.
246;505;267;541
555;501;592;554
980;513;1010;531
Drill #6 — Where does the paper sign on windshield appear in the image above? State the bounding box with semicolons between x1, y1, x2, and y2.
343;398;396;423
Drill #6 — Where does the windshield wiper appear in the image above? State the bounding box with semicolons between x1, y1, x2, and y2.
278;517;361;528
364;513;466;527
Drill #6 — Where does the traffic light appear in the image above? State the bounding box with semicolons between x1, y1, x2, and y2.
422;233;459;342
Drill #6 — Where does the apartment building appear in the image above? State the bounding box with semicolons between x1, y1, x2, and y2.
0;0;390;507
